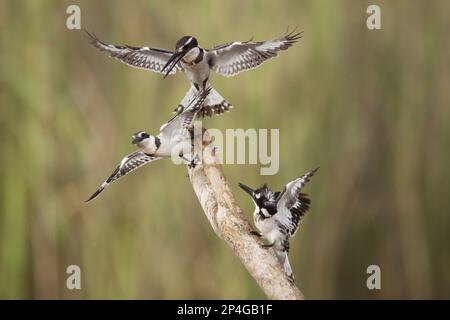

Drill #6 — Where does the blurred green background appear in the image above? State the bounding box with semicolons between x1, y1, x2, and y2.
1;0;449;299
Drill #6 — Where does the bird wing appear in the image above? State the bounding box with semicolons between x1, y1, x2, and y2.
159;87;212;136
207;29;302;77
86;151;162;202
86;31;183;75
275;168;318;236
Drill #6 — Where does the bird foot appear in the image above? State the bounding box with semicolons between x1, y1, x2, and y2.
180;153;201;169
250;230;262;237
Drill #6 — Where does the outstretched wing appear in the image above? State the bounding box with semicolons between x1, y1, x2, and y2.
86;151;162;202
207;29;302;77
276;168;318;236
159;87;212;135
86;31;183;75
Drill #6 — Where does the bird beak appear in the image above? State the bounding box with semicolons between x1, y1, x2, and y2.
131;135;142;145
238;182;254;197
162;49;186;78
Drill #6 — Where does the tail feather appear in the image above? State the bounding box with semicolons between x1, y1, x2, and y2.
174;86;233;118
282;254;294;281
276;250;294;281
274;240;295;281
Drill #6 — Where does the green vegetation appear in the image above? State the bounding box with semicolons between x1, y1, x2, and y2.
0;0;449;299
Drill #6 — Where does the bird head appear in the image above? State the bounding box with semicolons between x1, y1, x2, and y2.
175;36;198;52
162;36;198;77
132;131;160;154
238;182;279;217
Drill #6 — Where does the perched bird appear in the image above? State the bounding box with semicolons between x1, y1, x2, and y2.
86;29;302;117
86;87;211;202
238;168;318;280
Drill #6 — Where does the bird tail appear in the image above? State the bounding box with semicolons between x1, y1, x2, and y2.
277;250;294;281
274;240;295;281
173;86;233;118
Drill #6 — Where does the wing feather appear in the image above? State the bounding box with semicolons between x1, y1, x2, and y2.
159;87;212;136
86;31;183;75
207;29;302;77
276;168;318;235
86;151;161;201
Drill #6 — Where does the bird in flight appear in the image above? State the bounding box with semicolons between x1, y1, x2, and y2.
238;168;318;280
86;29;302;118
86;87;211;202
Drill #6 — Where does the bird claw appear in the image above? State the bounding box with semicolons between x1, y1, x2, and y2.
189;154;201;169
180;153;201;169
250;230;262;237
262;243;274;248
188;161;196;169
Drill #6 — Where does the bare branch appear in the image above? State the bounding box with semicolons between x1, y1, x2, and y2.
188;130;304;300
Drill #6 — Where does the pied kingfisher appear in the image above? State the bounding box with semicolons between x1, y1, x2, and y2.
87;29;302;117
238;168;318;280
86;88;211;202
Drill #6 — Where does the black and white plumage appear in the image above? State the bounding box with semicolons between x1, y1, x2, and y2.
86;151;161;202
86;31;182;75
86;88;211;202
238;168;318;280
208;29;302;77
87;29;302;117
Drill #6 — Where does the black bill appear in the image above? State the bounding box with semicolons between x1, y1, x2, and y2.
131;135;142;145
238;182;255;196
162;50;186;78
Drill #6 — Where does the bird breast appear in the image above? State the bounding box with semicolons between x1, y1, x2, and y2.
181;55;210;86
254;211;275;234
182;47;201;63
155;132;190;157
255;216;285;245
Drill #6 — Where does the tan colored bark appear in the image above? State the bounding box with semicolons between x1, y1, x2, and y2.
187;130;304;300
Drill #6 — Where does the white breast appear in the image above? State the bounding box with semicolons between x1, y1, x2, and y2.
155;130;190;158
255;216;284;245
254;209;274;234
183;47;200;63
